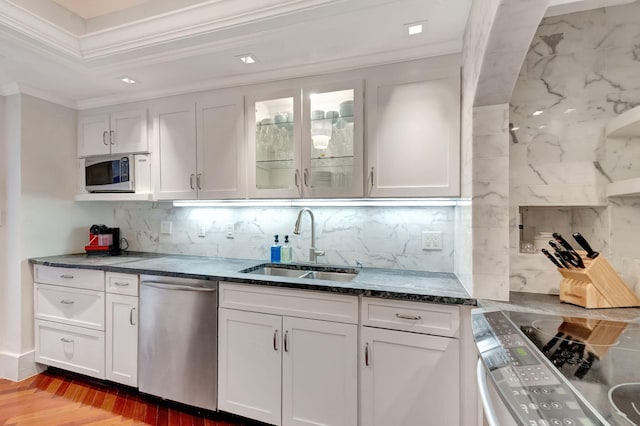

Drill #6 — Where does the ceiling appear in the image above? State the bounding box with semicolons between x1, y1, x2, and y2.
0;0;633;109
0;0;471;108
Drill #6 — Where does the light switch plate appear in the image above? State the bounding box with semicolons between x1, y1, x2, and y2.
422;231;442;250
198;222;207;237
160;221;172;235
225;223;234;239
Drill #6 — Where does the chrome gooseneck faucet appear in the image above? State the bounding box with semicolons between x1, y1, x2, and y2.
293;207;325;263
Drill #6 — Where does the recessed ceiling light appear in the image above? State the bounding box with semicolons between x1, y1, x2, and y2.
532;110;544;116
119;76;137;84
404;21;426;36
237;54;257;64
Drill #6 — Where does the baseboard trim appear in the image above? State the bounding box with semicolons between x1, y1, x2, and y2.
0;350;45;381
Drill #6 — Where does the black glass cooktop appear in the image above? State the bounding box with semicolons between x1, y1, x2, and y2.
473;309;640;425
511;311;640;425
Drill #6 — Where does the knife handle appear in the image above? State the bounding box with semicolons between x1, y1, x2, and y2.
568;249;585;268
541;249;563;268
554;252;570;268
552;232;575;251
572;232;599;259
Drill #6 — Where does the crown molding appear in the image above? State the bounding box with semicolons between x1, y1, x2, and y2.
77;40;462;110
1;82;76;109
1;0;345;60
0;1;80;57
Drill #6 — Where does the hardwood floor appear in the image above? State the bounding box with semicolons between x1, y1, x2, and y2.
0;369;263;426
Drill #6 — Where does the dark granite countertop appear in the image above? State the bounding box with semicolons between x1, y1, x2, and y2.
480;291;640;323
30;252;476;306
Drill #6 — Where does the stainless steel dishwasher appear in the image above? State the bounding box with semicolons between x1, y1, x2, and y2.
139;275;217;411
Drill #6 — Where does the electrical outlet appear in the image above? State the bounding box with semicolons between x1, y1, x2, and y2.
422;231;442;250
225;223;235;239
198;222;207;237
160;221;172;235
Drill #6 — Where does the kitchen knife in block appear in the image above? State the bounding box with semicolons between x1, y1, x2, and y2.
558;251;640;308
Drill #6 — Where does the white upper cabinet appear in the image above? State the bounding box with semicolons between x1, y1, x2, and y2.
366;62;460;197
78;109;149;157
151;90;246;200
196;91;246;200
247;80;364;198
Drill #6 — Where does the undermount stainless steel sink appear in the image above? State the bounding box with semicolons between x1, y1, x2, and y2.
241;264;358;282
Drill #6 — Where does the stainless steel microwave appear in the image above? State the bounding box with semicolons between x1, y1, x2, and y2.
85;154;134;192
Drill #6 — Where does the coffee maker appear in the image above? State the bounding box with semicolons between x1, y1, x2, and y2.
85;224;121;255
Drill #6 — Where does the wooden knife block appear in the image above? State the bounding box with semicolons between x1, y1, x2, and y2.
558;251;640;308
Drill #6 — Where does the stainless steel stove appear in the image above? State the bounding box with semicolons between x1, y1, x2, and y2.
473;309;640;425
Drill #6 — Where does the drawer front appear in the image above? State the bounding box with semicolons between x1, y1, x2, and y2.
34;264;104;291
106;272;139;296
219;282;358;324
361;297;460;338
35;319;105;379
35;283;105;330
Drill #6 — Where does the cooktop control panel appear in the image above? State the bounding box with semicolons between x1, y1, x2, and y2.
473;310;604;426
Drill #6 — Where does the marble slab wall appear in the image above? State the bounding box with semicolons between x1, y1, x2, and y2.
114;203;455;272
509;1;640;294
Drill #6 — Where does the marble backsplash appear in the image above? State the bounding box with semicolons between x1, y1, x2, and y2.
509;2;640;294
113;203;455;272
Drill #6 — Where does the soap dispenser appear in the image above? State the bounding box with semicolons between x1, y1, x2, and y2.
271;235;281;263
281;235;292;263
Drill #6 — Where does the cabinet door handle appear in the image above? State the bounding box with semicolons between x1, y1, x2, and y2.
365;343;370;366
102;131;109;145
303;168;309;188
284;330;289;352
196;173;202;190
369;167;375;195
109;130;115;145
130;307;136;326
60;299;75;305
60;338;74;343
59;274;74;279
294;169;301;194
189;174;195;190
395;313;421;321
273;330;278;351
113;281;129;287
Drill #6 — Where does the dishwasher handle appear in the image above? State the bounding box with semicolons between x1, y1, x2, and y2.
141;281;215;292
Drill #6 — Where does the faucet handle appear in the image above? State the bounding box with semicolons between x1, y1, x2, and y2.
355;259;363;269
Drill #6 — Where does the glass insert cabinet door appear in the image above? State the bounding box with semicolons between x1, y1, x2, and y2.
302;82;363;198
248;82;363;198
248;91;302;198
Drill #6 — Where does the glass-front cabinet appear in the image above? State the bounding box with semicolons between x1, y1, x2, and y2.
247;81;363;198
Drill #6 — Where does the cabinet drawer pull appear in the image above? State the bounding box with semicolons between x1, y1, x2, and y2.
365;343;369;366
395;313;421;321
109;130;115;145
60;299;75;305
284;330;289;352
113;282;129;287
130;307;136;326
102;131;109;146
273;330;278;351
189;174;195;190
60;338;74;343
59;274;74;279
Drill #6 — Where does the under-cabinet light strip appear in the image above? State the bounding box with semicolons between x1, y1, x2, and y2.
172;199;462;207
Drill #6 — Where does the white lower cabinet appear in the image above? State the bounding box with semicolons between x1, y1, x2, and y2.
360;327;459;426
218;282;358;426
105;293;138;387
35;319;105;379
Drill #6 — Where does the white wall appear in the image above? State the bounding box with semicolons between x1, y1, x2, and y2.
0;95;5;362
0;94;112;380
